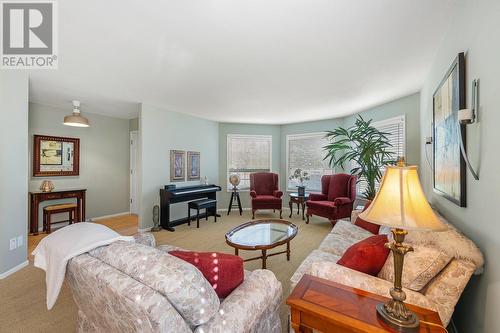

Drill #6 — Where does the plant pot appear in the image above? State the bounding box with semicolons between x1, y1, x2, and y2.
297;186;306;196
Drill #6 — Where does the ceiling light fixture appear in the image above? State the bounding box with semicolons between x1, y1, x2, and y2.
64;100;90;127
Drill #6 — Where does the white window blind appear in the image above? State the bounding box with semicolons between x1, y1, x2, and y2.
286;133;332;192
356;115;406;195
227;134;272;190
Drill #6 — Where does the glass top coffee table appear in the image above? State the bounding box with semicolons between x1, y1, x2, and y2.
225;219;298;269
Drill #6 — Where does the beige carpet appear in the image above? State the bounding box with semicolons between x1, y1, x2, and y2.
0;211;332;333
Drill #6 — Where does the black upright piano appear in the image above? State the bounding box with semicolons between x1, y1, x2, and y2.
159;184;222;231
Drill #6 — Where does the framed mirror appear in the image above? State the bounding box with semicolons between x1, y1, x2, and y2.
33;135;80;177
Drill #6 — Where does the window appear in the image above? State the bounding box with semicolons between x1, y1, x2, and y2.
356;115;406;195
227;134;272;190
286;132;332;192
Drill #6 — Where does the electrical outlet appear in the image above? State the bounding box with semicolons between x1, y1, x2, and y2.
17;235;23;247
9;238;16;250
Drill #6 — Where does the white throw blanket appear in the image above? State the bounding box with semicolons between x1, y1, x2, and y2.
32;222;134;309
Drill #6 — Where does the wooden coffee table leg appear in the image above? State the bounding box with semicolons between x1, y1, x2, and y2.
262;249;267;269
287;241;291;261
235;248;239;256
289;200;293;218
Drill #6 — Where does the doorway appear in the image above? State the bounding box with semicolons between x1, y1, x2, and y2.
130;130;139;215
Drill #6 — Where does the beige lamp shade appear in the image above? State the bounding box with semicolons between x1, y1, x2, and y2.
359;165;446;231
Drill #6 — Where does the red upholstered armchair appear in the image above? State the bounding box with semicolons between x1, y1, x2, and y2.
306;173;357;225
249;172;283;219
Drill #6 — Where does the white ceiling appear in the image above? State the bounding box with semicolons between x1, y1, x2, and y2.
28;0;456;123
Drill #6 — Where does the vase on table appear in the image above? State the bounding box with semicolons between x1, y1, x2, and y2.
297;185;305;196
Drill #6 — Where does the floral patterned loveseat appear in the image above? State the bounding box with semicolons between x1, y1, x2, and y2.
66;233;282;333
290;210;484;327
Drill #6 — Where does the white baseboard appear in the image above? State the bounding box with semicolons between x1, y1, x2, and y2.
137;227;152;232
217;207;291;213
0;260;29;280
91;211;130;221
217;207;251;213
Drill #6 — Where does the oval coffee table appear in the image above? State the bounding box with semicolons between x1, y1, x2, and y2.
225;219;298;269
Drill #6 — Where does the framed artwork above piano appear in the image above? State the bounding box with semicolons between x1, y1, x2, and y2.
187;151;200;181
170;150;185;182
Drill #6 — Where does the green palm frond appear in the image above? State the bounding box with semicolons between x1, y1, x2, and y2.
323;115;396;200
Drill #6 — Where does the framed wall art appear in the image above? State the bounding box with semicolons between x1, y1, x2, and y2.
187;151;201;181
433;52;466;207
33;135;80;177
170;150;185;182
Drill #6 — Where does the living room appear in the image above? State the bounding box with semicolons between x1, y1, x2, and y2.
0;1;498;332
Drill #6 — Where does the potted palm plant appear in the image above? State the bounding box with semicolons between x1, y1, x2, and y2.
323;115;395;200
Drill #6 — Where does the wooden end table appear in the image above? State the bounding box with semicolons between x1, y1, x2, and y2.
225;219;298;269
287;274;446;333
289;192;309;220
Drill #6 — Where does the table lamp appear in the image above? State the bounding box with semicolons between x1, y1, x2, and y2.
39;180;55;192
359;158;446;332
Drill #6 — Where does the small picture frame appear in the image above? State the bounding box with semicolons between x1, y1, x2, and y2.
170;150;185;182
33;135;80;177
187;151;201;181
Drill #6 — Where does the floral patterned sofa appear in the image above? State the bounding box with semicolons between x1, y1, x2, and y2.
66;233;282;333
290;210;484;327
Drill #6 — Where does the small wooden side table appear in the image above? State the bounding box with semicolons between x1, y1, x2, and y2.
287;274;446;333
289;192;309;220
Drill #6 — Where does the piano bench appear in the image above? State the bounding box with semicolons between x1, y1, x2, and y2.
188;199;217;228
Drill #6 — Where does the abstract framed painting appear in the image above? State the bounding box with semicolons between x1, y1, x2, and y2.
187;151;201;181
432;52;466;207
33;135;80;177
170;150;185;182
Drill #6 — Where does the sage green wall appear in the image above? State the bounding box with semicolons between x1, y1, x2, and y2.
218;93;419;209
140;104;219;229
28;103;131;228
342;93;420;166
279;93;419;203
0;72;28;277
218;123;281;209
419;1;499;332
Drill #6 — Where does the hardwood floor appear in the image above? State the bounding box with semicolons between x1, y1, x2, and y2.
28;214;139;261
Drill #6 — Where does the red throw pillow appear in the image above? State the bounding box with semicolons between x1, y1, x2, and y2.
337;235;390;276
169;251;244;298
355;200;380;234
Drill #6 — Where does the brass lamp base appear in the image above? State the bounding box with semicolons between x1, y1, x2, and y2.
377;228;420;332
377;303;419;332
